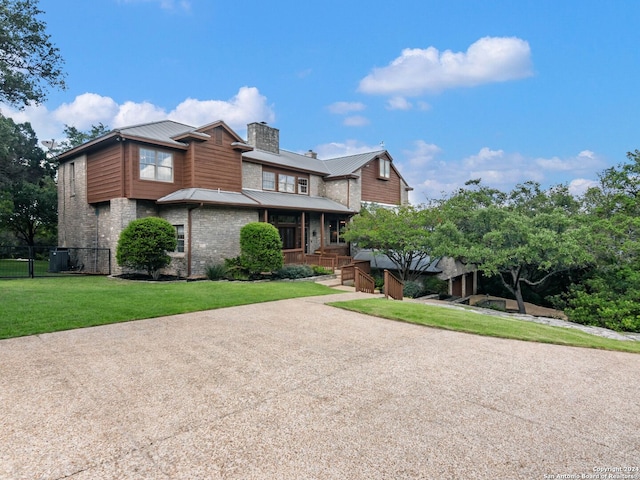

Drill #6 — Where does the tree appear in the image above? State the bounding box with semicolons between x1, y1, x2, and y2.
437;181;591;314
0;0;66;107
239;222;283;275
0;114;57;245
342;204;439;282
51;123;111;154
557;151;640;332
116;217;177;280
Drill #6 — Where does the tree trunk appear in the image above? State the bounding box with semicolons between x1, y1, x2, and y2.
514;282;527;314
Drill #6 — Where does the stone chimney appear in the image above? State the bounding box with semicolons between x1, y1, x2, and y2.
305;150;317;159
247;122;279;154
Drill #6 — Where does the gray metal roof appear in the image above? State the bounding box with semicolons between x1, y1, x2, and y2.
323;150;386;178
117;120;197;146
353;249;442;273
242;189;353;213
157;188;259;206
242;149;330;174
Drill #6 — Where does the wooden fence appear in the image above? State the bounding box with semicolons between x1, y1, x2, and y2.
354;267;376;294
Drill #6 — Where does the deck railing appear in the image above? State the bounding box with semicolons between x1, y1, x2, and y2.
341;260;371;285
283;249;353;273
354;267;376;294
384;269;404;300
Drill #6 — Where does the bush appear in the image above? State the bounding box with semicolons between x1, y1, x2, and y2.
240;222;283;275
205;263;228;280
311;265;333;276
223;256;251;281
403;280;426;298
273;264;314;279
423;276;448;295
116;217;177;280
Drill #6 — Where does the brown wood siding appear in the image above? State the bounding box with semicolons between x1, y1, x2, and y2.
87;144;123;203
190;127;242;191
128;143;186;200
360;160;401;205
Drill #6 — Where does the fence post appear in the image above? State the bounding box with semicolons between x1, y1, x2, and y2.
28;246;34;278
384;269;389;299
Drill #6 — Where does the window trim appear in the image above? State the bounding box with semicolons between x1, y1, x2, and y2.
262;171;276;190
174;224;185;253
139;147;174;183
297;177;308;195
378;158;391;179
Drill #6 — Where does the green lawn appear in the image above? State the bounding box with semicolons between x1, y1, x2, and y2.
329;298;640;354
0;276;339;339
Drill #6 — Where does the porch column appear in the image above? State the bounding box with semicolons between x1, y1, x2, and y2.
301;211;306;253
472;270;478;295
461;273;467;297
320;213;325;254
263;209;268;222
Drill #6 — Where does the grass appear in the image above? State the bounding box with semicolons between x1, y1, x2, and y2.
0;258;54;277
0;276;339;339
328;298;640;354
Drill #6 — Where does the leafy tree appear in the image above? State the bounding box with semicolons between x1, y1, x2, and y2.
556;151;640;332
239;222;283;275
0;0;66;107
0;114;57;245
437;181;591;314
342;204;440;282
116;217;177;280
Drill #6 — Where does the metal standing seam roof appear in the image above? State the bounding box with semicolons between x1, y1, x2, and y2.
242;149;330;175
156;188;259;206
242;189;354;213
117;120;200;146
322;150;386;178
353;249;442;273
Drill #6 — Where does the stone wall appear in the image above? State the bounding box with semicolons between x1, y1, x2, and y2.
242;161;262;190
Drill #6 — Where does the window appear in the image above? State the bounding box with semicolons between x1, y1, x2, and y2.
69;162;75;196
140;148;173;182
297;178;308;195
279;174;296;193
379;158;391;179
263;171;276;190
175;225;185;253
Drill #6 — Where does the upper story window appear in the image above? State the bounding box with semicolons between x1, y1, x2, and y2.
263;171;276;190
69;162;76;196
298;178;308;195
379;158;391;179
279;174;296;193
140;147;173;182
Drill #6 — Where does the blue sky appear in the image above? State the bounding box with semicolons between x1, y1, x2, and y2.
4;0;640;202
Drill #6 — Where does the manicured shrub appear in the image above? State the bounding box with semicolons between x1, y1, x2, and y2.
403;280;426;299
240;222;283;275
116;217;177;280
205;263;228;280
273;264;314;279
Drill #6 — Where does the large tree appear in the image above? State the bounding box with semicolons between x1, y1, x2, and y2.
436;180;591;314
558;151;640;332
0;114;57;245
342;204;440;281
0;0;66;107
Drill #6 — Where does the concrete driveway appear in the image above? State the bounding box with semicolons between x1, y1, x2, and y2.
1;292;639;479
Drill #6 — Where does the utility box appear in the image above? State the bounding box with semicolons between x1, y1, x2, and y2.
49;249;69;273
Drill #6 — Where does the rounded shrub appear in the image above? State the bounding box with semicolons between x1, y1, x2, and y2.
403;280;426;299
240;222;283;275
116;217;177;280
273;264;314;279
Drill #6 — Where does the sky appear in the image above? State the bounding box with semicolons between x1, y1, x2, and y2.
3;0;640;203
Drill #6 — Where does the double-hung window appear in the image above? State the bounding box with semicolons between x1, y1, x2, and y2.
140;148;173;182
379;158;391;179
175;225;185;253
263;171;276;190
297;178;308;195
279;174;296;193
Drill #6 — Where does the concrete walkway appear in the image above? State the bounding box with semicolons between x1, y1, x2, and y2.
1;292;639;479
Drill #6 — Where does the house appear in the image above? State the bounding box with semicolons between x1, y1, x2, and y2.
56;120;412;277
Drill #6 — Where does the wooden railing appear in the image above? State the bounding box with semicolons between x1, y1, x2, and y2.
283;249;305;265
355;267;376;294
384;269;404;301
341;260;371;285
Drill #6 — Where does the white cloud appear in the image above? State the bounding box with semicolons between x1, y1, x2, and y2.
327;101;366;115
386;96;412;110
343;115;369;127
359;36;533;96
315;140;382;159
535;149;603;174
117;0;191;12
400;144;601;204
0;87;275;143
